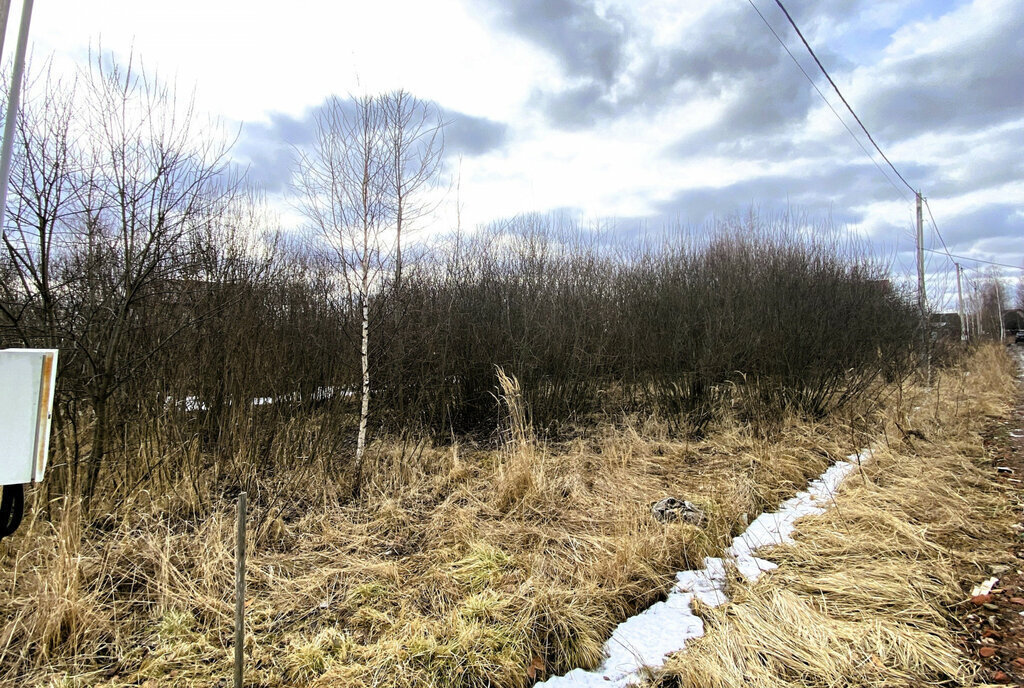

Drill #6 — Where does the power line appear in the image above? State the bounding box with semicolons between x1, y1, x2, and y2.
750;0;1017;298
770;0;916;195
744;0;910;201
921;197;956;263
922;248;1024;271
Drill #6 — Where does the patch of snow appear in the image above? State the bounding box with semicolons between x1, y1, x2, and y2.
164;395;209;411
313;386;336;401
182;396;207;412
536;451;872;688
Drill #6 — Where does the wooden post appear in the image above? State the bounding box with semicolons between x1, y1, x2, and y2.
996;278;1006;342
915;192;928;373
234;491;247;688
956;263;967;342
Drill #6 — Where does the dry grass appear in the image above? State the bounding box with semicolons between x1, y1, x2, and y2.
1;350;1013;688
653;344;1019;688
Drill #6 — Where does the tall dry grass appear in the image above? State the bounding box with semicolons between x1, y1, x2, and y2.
0;380;884;687
652;344;1019;688
2;348;1011;687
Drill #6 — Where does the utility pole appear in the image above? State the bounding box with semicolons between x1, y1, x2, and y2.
996;278;1005;342
0;0;34;243
956;263;967;342
916;191;928;372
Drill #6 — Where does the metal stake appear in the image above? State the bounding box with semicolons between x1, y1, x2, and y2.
234;491;247;688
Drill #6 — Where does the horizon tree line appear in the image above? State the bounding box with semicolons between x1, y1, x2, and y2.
1;52;928;507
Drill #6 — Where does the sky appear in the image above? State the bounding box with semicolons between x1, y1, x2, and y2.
13;0;1024;310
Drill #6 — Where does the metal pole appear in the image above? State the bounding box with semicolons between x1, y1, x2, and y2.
956;263;967;342
234;491;247;688
915;192;928;371
0;0;14;62
0;0;33;243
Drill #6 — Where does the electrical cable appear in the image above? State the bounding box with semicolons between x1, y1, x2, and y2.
922;198;954;261
921;248;1024;271
770;0;916;194
744;0;911;201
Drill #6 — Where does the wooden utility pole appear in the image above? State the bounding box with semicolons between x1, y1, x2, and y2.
996;278;1006;342
916;192;928;371
956;263;967;342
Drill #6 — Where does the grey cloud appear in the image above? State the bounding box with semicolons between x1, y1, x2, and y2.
472;0;627;85
927;124;1024;197
930;203;1023;254
255;112;316;146
534;82;615;129
527;2;858;133
235;98;511;193
649;160;936;225
858;3;1024;139
233;140;296;194
444;113;509;155
234;121;298;193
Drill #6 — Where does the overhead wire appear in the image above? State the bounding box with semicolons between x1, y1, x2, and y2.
770;0;916;194
921;248;1024;272
743;0;911;201
748;0;1022;311
922;198;954;261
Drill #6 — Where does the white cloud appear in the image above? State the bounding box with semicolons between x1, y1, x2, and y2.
11;0;1022;288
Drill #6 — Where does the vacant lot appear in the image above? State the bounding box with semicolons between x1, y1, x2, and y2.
1;346;1015;688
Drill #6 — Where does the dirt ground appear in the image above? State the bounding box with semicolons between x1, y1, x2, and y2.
966;346;1024;685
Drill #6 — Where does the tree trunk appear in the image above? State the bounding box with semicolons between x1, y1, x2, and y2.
353;296;370;494
83;392;108;514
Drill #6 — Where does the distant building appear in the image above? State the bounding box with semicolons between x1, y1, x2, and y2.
1005;309;1024;333
929;312;962;340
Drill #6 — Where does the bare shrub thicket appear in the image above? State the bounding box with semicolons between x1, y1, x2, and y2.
1;62;918;513
0;58;343;509
369;214;918;437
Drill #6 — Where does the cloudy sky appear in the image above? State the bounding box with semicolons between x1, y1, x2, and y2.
18;0;1024;309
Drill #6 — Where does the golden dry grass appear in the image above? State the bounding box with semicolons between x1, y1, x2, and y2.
1;348;1014;688
652;344;1019;688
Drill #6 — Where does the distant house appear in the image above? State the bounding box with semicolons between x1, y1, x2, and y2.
929;312;962;340
1005;309;1024;333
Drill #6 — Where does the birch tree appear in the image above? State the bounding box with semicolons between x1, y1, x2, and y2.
380;89;444;289
293;93;443;492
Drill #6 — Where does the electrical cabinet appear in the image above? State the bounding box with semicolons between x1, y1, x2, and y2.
0;349;58;485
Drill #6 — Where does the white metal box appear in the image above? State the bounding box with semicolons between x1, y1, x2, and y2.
0;348;58;485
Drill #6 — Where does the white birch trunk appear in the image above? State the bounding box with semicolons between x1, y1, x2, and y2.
355;296;370;476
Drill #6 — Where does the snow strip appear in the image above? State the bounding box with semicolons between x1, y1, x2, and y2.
537;450;872;688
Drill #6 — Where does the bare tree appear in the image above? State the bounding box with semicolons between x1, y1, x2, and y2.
1;61;81;354
74;55;234;503
1;53;234;506
380;89;444;290
0;62;86;496
293;92;444;492
294;95;387;490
